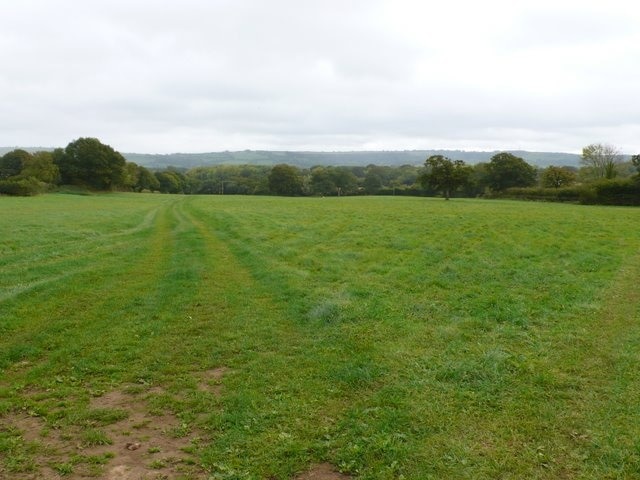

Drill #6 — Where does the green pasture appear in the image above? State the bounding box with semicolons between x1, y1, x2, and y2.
1;193;640;479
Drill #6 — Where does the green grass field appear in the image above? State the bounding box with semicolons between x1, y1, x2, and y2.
1;193;640;479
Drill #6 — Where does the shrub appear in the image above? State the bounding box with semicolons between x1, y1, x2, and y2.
377;186;427;196
493;179;640;206
490;186;583;203
0;177;47;196
586;178;640;206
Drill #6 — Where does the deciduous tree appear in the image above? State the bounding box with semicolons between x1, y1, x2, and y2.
419;155;472;200
329;167;358;196
540;166;576;188
0;149;31;179
20;151;60;184
485;153;537;191
581;143;622;179
155;169;186;193
268;164;303;196
309;167;335;196
136;165;160;191
363;172;383;194
0;149;57;196
56;137;126;190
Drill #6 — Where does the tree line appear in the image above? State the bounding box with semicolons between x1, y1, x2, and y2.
418;144;640;204
0;138;159;196
1;138;639;204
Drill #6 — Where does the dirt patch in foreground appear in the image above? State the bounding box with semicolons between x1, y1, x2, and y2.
3;369;352;479
2;369;231;479
294;463;352;480
87;389;201;479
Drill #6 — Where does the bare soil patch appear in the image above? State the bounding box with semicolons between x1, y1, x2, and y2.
198;367;229;396
2;373;231;479
294;463;352;480
87;388;199;479
10;414;44;445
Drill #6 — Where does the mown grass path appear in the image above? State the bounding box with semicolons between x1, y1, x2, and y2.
1;193;640;479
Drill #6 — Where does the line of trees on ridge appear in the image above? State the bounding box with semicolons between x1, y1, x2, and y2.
1;138;639;204
0;138;159;196
418;144;640;204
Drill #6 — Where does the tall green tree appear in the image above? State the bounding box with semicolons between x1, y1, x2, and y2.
56;137;126;190
540;166;576;188
308;166;358;196
363;172;383;194
309;167;335;196
122;162;141;191
21;151;60;184
0;149;31;179
135;165;160;192
268;164;303;196
581;143;622;179
485;153;537;191
330;167;358;196
419;155;472;200
155;170;187;193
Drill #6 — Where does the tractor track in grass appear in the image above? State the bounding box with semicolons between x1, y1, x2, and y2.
1;197;210;479
1;196;350;479
0;199;179;365
0;204;164;304
478;247;640;479
557;247;640;477
0;204;163;267
167;198;353;478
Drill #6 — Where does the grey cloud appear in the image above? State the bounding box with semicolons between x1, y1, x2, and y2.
1;1;639;153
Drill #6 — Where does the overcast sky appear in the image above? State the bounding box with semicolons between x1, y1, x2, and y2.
2;0;639;154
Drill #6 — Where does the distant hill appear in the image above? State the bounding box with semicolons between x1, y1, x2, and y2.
1;146;583;168
0;146;54;156
122;149;583;169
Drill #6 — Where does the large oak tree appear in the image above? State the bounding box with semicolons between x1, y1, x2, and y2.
56;137;126;190
485;152;537;191
419;155;472;200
